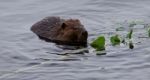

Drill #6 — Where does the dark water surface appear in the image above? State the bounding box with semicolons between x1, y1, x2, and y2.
1;0;150;80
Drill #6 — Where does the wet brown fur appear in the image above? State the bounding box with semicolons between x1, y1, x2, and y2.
31;16;88;46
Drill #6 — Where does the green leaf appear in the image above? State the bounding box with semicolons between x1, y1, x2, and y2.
127;29;133;39
90;36;105;51
148;28;150;37
110;35;121;46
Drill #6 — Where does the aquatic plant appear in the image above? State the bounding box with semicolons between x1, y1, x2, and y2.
127;29;133;39
90;36;105;51
148;28;150;37
90;20;150;55
110;35;121;46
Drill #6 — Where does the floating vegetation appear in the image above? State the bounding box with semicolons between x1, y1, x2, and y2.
90;20;150;55
110;35;121;46
148;28;150;37
90;36;105;51
90;36;107;55
127;29;134;49
126;29;133;39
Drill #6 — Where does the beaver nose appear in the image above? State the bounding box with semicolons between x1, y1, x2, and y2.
81;31;88;39
82;31;88;36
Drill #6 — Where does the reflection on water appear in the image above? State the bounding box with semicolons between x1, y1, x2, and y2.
0;0;150;80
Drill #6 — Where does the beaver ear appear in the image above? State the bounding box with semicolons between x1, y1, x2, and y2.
61;23;67;29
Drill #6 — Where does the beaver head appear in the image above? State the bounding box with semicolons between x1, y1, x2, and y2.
57;19;88;46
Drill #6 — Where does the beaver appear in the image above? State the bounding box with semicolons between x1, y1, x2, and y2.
31;16;88;46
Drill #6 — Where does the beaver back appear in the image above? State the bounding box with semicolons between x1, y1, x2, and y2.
31;16;64;39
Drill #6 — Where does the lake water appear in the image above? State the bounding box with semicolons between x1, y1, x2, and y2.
1;0;150;80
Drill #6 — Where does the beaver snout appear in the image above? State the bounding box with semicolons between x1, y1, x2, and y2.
82;31;88;39
78;31;88;43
